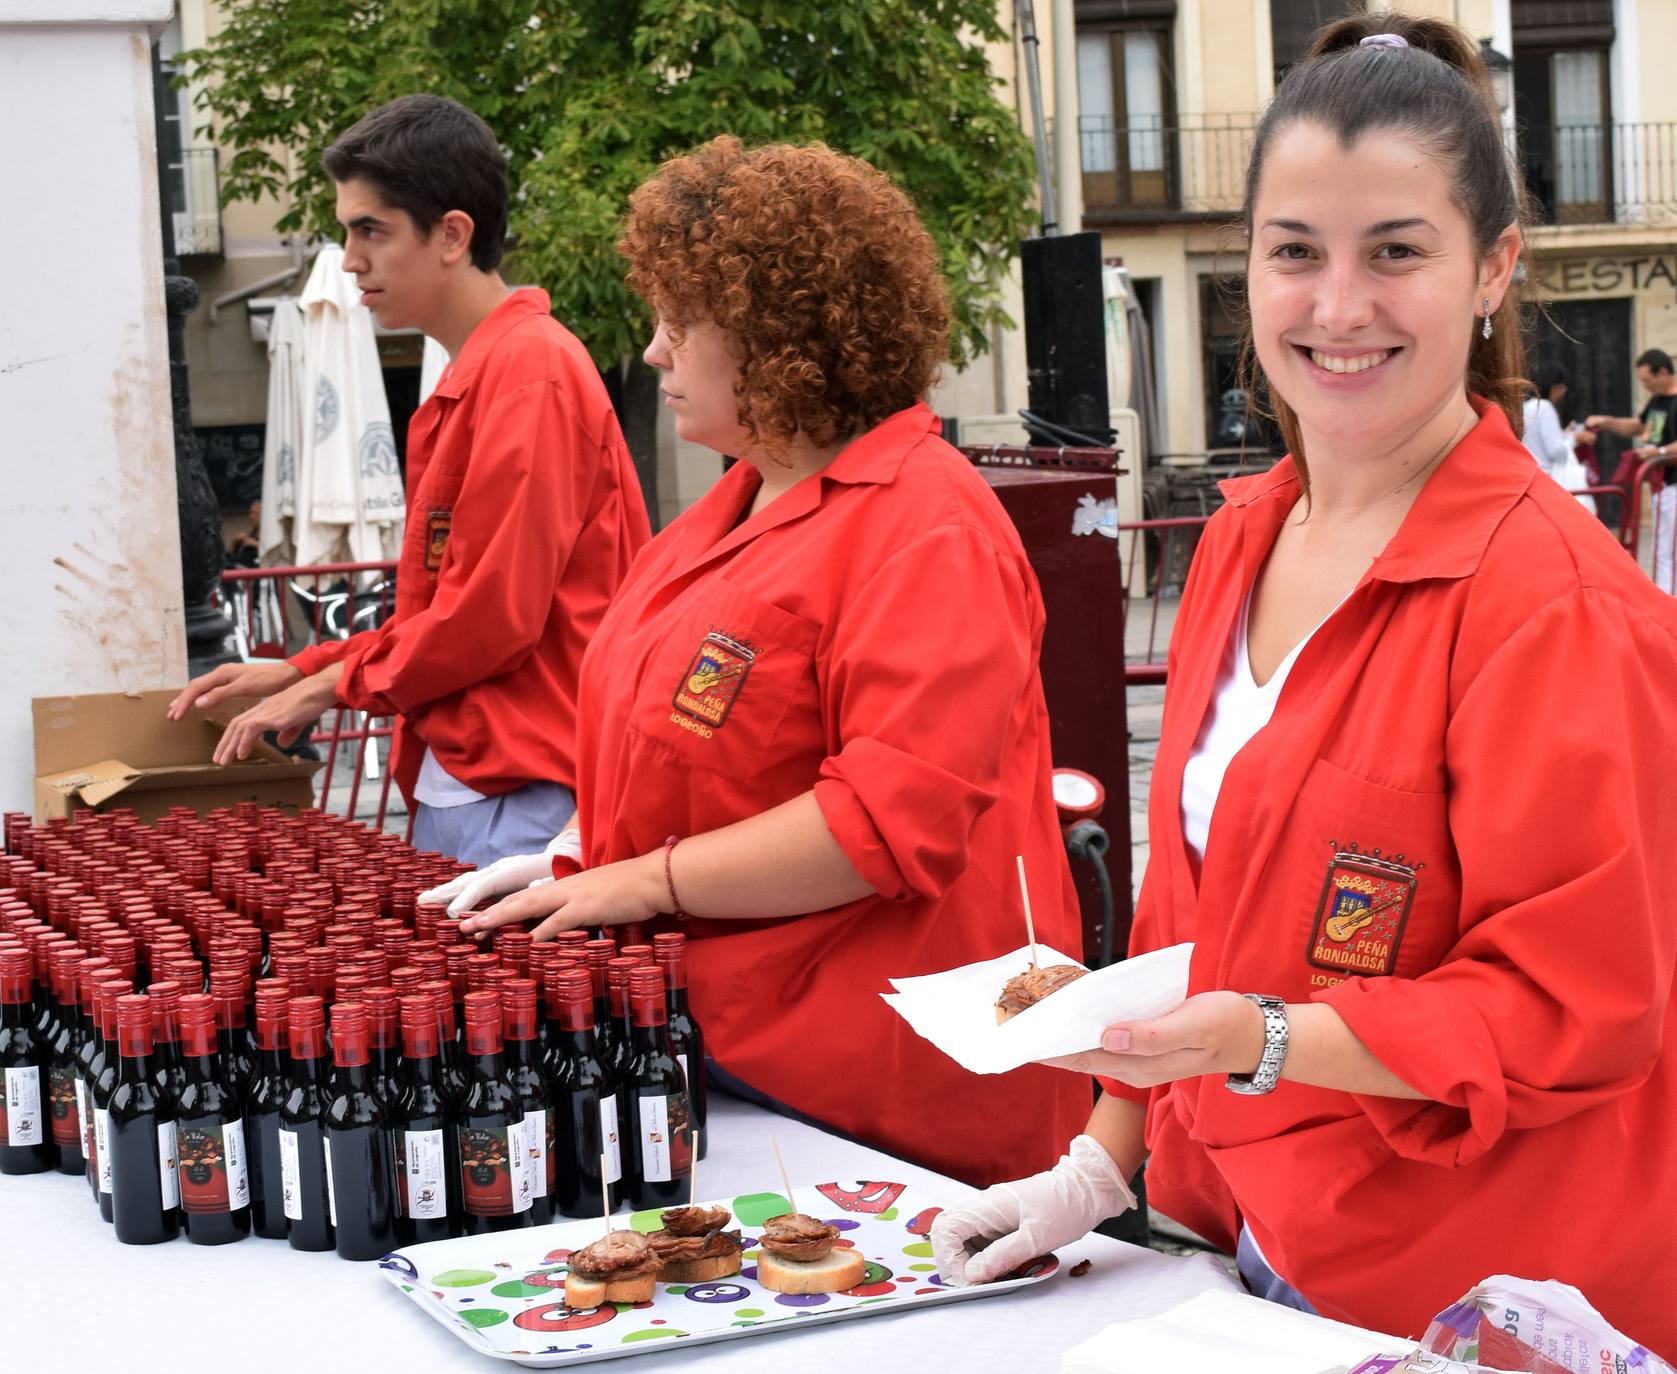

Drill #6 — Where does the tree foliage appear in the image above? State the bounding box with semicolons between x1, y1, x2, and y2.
184;0;1036;370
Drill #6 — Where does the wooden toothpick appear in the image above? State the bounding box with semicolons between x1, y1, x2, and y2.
1017;854;1038;969
770;1135;795;1213
689;1129;700;1207
600;1150;611;1239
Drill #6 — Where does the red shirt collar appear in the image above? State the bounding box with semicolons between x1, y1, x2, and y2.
816;402;939;486
1216;396;1536;584
430;288;553;400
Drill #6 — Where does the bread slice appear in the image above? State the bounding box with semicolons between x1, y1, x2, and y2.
563;1272;656;1308
756;1246;866;1294
658;1248;742;1284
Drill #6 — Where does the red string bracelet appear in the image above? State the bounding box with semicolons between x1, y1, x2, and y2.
663;835;690;920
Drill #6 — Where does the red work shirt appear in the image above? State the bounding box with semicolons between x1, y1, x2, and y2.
1113;399;1677;1352
291;289;650;802
573;404;1088;1186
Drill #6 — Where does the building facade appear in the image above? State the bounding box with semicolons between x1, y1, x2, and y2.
164;0;1677;525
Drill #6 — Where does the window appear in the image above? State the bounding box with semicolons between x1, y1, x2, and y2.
1268;0;1342;84
1512;0;1615;225
1077;25;1176;211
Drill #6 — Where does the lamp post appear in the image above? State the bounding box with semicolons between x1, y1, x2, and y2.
1479;39;1514;116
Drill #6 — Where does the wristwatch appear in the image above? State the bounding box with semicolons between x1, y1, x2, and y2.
1225;994;1289;1095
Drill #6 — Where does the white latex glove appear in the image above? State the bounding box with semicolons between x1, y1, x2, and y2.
416;828;584;917
930;1134;1136;1286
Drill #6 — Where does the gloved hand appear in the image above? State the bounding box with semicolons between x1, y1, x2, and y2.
417;828;585;917
930;1134;1136;1286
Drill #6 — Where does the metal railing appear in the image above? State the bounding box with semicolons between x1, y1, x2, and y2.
1520;121;1677;227
1077;114;1255;217
219;561;403;832
169;146;223;256
1074;115;1677;227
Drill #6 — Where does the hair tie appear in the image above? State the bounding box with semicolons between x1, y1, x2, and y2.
1359;33;1409;49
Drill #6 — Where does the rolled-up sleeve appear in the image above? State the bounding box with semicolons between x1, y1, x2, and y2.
812;524;1038;902
1315;587;1677;1166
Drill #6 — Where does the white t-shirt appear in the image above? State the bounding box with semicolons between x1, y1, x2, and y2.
412;747;488;809
1179;586;1343;862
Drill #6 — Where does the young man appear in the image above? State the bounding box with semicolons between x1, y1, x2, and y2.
1586;348;1677;591
169;95;651;865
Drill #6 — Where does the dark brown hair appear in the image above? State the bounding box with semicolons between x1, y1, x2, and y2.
1238;14;1531;477
618;136;950;450
323;95;508;272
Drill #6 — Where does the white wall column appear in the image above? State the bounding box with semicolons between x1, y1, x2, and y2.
0;0;186;811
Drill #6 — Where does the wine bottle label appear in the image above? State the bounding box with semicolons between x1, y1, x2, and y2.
179;1121;249;1214
225;1119;250;1209
279;1127;302;1221
544;1108;557;1199
509;1116;532;1213
600;1095;622;1184
3;1065;42;1146
523;1108;548;1200
74;1076;91;1156
400;1128;448;1220
638;1095;671;1183
94;1106;113;1193
48;1064;80;1148
157;1121;180;1209
458;1124;529;1217
324;1135;339;1227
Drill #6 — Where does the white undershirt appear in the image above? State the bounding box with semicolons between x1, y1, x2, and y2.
412;746;488;808
1179;586;1344;863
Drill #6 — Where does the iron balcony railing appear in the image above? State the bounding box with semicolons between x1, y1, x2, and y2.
168;146;223;256
1075;115;1677;227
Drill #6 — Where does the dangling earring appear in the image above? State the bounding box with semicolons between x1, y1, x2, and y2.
1481;298;1493;341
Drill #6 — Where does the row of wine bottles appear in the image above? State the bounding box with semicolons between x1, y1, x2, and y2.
2;942;702;1261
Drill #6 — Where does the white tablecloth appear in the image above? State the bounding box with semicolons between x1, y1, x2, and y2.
0;1093;1233;1370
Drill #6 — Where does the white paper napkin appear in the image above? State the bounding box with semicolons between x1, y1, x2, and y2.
1058;1289;1402;1374
880;942;1193;1075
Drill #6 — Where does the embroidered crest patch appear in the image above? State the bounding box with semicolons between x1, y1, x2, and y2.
425;509;451;573
1307;845;1419;978
672;632;755;729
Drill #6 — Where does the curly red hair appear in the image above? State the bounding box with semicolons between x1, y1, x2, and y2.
619;137;950;448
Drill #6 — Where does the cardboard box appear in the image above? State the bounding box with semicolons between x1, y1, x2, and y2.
32;690;320;824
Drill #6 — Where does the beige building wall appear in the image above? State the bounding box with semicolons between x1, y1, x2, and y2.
174;0;307;432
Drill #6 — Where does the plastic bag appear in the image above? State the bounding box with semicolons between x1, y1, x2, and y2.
1422;1276;1674;1374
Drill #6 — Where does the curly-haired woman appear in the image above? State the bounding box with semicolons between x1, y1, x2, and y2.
445;137;1088;1186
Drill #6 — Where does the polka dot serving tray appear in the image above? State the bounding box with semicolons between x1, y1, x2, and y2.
376;1180;1058;1366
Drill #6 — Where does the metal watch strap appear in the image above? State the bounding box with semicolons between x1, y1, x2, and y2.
1225;994;1289;1095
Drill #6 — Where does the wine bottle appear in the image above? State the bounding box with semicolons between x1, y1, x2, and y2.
623;966;692;1210
91;976;133;1221
278;995;334;1252
392;993;459;1244
1;947;59;1175
323;1001;397;1261
500;978;556;1225
652;933;707;1160
363;985;402;1110
108;994;180;1244
174;993;251;1245
421;979;468;1108
246;999;290;1239
146;981;189;1112
547;969;621;1218
605;956;637;1082
46;947;87;1175
456;990;531;1234
74;957;111;1195
211;977;254;1100
584;940;623;1079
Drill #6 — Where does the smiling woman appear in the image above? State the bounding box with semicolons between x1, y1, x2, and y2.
933;12;1677;1358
